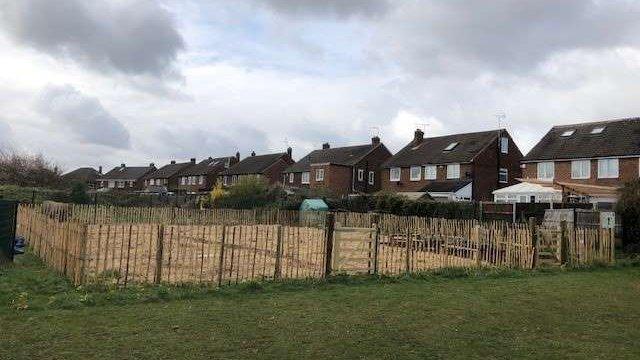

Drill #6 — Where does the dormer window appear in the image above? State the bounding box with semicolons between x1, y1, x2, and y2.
560;130;575;137
443;142;459;151
590;126;605;134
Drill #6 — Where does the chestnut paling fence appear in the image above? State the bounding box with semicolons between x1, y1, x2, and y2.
16;204;615;286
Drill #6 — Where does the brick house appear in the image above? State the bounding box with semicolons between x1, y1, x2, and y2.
176;154;239;194
98;164;156;191
521;117;640;203
143;159;196;193
381;129;523;201
282;136;392;197
62;167;102;189
220;149;294;186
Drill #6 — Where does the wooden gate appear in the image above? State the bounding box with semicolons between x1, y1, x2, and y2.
331;223;377;274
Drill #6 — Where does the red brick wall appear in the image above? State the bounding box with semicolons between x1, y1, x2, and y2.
380;163;474;192
352;144;393;193
308;164;352;197
262;157;295;185
522;157;639;186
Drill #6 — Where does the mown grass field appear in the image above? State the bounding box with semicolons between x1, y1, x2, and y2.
1;255;640;360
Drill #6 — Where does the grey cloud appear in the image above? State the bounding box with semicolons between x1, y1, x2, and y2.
373;0;640;76
257;0;390;18
0;0;184;78
151;125;269;161
35;84;131;149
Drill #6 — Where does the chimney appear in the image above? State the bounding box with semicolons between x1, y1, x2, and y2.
251;151;256;156
235;151;240;161
120;163;126;168
322;143;330;150
287;147;292;159
98;166;103;174
372;136;380;146
414;128;424;143
149;163;155;168
190;158;196;164
170;160;176;164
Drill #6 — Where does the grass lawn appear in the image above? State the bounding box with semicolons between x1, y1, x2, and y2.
1;255;639;359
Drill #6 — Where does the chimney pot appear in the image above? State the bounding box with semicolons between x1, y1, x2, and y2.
150;163;155;168
170;160;176;164
414;128;424;143
287;147;292;158
372;136;380;145
251;151;256;156
190;158;196;164
322;143;330;149
98;166;103;174
235;151;240;161
120;163;126;168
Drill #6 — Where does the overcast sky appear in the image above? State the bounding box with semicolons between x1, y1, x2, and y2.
1;0;640;172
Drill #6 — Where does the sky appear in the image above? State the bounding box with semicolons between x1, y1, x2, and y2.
1;0;640;173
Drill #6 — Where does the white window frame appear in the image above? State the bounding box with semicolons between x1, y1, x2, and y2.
597;158;619;179
180;177;186;185
537;162;554;181
571;160;591;179
223;176;228;186
357;169;364;182
301;172;310;184
315;168;325;182
390;167;401;182
199;175;204;185
446;164;460;179
289;173;294;183
500;137;509;154
424;165;437;180
410;166;422;181
368;171;375;185
499;168;508;183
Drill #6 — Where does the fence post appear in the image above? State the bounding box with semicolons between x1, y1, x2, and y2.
274;225;283;279
609;227;615;264
474;225;481;268
405;223;411;274
324;212;335;278
217;225;227;287
78;224;89;284
154;224;165;284
560;220;568;265
529;217;539;268
371;214;380;275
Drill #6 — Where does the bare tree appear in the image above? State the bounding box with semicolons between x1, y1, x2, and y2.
0;151;63;188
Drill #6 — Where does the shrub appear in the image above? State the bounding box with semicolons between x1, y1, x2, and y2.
69;182;91;204
616;180;640;250
0;152;63;188
215;177;285;209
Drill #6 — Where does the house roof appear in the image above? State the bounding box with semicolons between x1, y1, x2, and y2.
145;162;193;180
100;165;155;180
178;157;234;176
523;117;640;161
285;144;379;173
62;167;100;183
421;180;472;193
223;153;287;175
383;130;503;168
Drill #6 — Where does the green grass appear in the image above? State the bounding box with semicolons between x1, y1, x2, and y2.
1;255;640;359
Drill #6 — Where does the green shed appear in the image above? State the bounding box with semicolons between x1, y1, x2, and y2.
299;199;329;212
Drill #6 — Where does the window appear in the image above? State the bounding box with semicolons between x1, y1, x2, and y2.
410;166;422;181
390;167;401;182
368;171;375;185
499;168;508;183
591;126;605;134
571;160;590;179
301;172;310;184
424;165;437;180
117;181;124;188
357;169;364;182
443;142;459;151
232;175;238;184
289;173;294;183
223;176;228;186
108;180;115;188
561;130;575;137
537;162;554;180
180;177;186;185
598;158;619;178
315;168;324;182
446;164;460;179
500;137;509;154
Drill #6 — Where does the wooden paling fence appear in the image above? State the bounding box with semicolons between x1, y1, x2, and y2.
16;204;616;287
